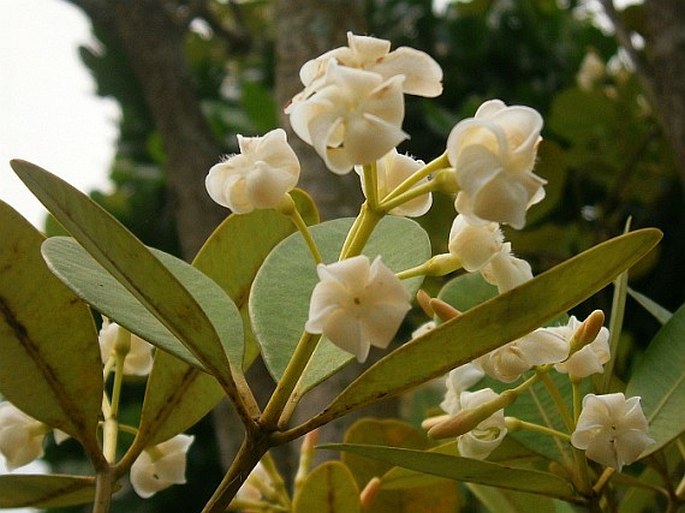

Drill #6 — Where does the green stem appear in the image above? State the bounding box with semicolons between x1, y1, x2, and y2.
260;332;322;429
378;179;438;213
280;193;322;265
339;203;383;259
381;152;450;203
539;372;575;431
362;162;380;209
506;417;571;441
601;269;629;393
103;353;125;463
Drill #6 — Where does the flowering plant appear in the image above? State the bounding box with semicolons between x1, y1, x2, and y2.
0;32;682;513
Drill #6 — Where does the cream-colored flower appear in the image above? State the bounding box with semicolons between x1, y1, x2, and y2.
576;51;605;91
553;316;610;379
480;242;533;293
355;149;432;217
477;329;569;383
298;32;443;98
457;388;507;459
440;363;485;415
305;255;411;363
206;128;300;213
130;434;194;498
448;99;546;229
0;402;47;471
289;61;407;175
571;393;653;470
99;319;154;376
448;214;504;272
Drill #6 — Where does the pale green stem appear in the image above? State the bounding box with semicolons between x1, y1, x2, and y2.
572;378;583;423
280;193;322;265
571;378;593;496
362;162;380;209
260;332;322;429
381;152;450;203
506;416;571;441
378;179;438;213
539;372;575;431
294;430;318;495
338;203;383;259
396;253;462;281
593;467;615;494
103;353;125;463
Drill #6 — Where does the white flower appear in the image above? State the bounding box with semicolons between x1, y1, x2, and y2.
553;316;610;379
289;61;407;175
130;434;194;498
447;99;546;229
571;393;653;470
440;363;485;415
355;149;432;217
412;320;437;339
305;255;411;363
298;32;443;99
477;329;569;383
480;242;533;293
99;319;154;376
448;214;503;272
206;128;300;213
457;388;507;460
0;402;47;471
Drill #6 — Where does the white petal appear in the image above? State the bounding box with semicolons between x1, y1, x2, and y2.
373;47;443;97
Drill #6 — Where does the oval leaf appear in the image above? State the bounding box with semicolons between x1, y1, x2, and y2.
249;216;431;388
323;444;577;502
626;303;685;456
0;201;102;457
318;229;661;424
293;461;361;513
192;189;319;369
11;159;234;388
0;474;95;508
136;350;224;447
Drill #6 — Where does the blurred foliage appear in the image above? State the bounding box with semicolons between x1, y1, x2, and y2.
46;0;682;509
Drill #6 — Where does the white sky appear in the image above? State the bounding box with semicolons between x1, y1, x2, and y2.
0;0;118;229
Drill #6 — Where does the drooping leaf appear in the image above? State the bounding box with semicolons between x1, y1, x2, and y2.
626;303;685;456
0;474;95;508
11;159;234;388
0;201;102;458
292;461;361;513
322;444;577;502
249;216;431;388
317;229;661;424
136;350;224;448
192;189;319;369
41;237;243;371
341;419;459;513
627;286;673;325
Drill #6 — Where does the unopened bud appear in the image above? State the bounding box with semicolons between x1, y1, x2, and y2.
429;298;462;322
416;289;434;317
424;253;462;276
569;310;605;355
427;408;483;439
433;168;460;193
360;477;382;507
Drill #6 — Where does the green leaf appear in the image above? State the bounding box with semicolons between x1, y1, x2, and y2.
192;189;319;369
438;272;498;312
11;159;234;387
41;237;244;371
319;229;661;423
341;419;459;513
0;474;95;508
626;303;685;456
627;286;673;325
0;201;102;458
292;461;361;513
467;484;576;513
136;350;224;447
249;216;431;388
322;444;577;502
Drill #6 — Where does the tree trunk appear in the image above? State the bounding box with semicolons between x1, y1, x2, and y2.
104;0;226;260
274;0;366;219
